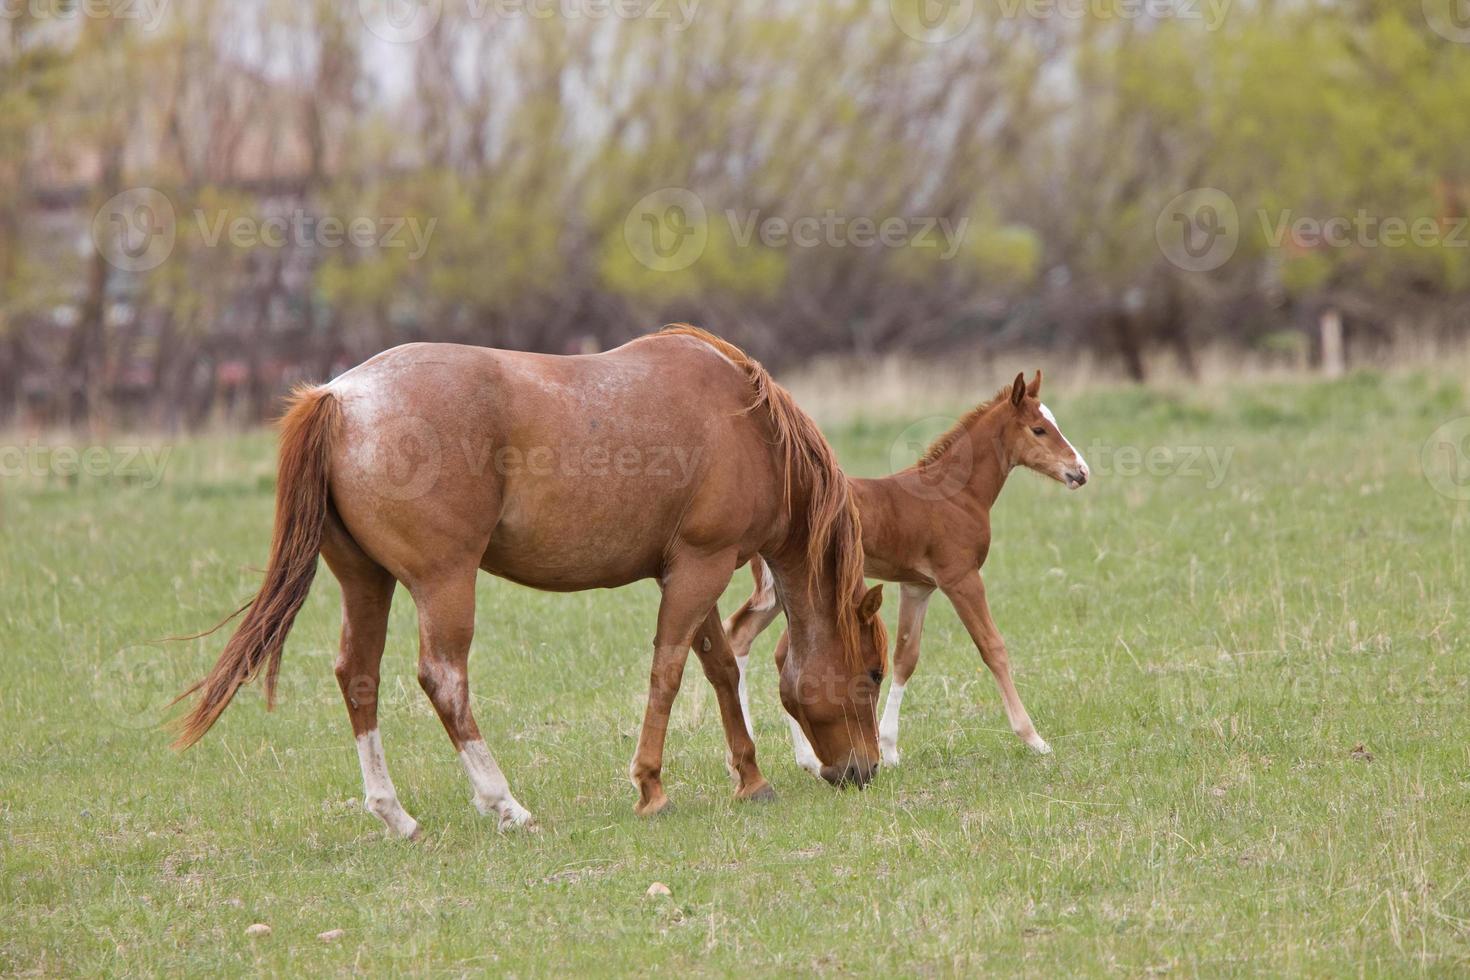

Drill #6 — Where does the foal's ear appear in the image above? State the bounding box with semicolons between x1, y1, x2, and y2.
1009;372;1027;407
1026;369;1042;399
859;584;884;622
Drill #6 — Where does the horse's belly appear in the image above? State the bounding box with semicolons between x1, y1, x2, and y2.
478;483;678;590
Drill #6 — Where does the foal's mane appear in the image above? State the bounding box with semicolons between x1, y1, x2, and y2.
917;383;1015;467
657;324;878;670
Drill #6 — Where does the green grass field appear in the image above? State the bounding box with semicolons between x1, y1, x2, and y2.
4;370;1470;975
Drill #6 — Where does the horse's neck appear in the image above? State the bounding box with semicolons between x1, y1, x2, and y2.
763;551;838;654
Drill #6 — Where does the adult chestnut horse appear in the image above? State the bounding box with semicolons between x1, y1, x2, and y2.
172;325;887;837
724;371;1087;771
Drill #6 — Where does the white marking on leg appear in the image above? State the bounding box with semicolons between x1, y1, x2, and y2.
787;714;822;777
458;739;534;830
355;730;420;839
735;654;754;741
878;682;905;766
752;559;776;611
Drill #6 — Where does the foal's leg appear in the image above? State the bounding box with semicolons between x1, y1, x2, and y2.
321;527;420;839
878;583;935;766
630;551;741;816
693;607;774;802
943;571;1051;754
411;572;533;830
721;558;782;739
773;630;822;778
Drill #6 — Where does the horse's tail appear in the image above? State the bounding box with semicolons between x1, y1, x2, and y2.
170;385;341;749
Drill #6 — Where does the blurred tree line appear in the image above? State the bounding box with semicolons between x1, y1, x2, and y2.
2;0;1468;427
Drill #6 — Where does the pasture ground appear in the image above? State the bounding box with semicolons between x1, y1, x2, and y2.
3;370;1470;974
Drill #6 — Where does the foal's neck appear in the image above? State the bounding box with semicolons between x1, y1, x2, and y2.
919;402;1013;512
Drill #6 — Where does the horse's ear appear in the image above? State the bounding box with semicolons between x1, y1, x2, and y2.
859;584;884;622
1010;372;1026;407
1027;369;1042;399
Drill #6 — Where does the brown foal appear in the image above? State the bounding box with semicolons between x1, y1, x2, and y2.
724;371;1088;771
172;326;887;837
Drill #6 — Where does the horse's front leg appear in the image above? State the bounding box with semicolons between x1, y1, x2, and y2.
693;606;774;802
629;549;743;816
942;571;1051;754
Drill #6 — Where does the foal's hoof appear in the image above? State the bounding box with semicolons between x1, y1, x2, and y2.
497;806;537;832
736;781;777;804
1026;736;1053;755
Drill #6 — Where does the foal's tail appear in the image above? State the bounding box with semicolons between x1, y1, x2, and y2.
171;386;341;750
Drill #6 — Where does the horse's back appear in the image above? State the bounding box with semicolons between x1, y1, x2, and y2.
323;335;778;590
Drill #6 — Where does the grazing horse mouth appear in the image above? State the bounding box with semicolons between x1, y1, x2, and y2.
820;758;879;788
1064;468;1088;489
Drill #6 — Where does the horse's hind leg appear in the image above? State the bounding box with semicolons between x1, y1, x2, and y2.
721;558;782;739
321;517;420;839
410;571;533;830
693;606;774;802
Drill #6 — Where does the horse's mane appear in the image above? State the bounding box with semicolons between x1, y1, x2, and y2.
916;383;1014;467
657;324;879;670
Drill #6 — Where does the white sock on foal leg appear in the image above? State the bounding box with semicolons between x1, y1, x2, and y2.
735;654;754;741
356;730;420;839
787;714;822;777
458;739;534;830
878;682;905;766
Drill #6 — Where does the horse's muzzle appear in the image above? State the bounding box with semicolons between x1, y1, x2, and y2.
820;758;878;789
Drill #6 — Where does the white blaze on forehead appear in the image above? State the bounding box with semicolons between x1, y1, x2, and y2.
1040;402;1088;472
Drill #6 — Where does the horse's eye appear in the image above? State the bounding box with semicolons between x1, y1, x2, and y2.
1031;426;1047;436
868;669;884;685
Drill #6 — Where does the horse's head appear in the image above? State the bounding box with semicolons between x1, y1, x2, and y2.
777;583;886;787
1003;371;1089;490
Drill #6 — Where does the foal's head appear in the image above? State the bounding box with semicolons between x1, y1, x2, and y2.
1002;371;1089;489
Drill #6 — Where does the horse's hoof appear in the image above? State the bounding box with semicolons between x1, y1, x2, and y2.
1027;737;1053;755
404;823;423;842
737;781;777;804
634;795;672;818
